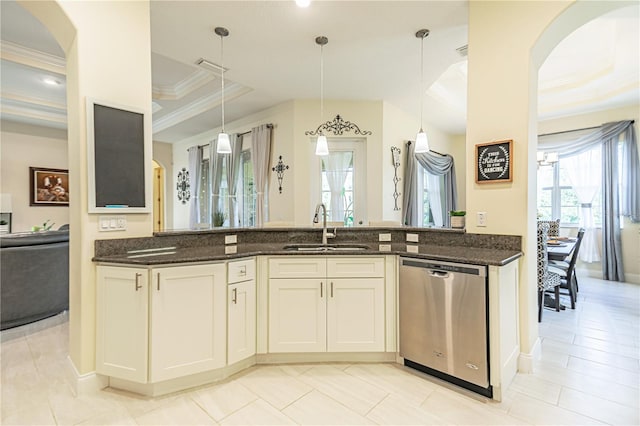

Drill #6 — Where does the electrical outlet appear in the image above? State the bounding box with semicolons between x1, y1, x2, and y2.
406;233;419;242
378;233;391;242
225;235;237;244
477;212;487;227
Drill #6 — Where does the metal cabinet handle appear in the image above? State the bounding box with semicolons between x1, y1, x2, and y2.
239;265;247;276
232;287;237;304
135;273;142;291
157;273;160;291
320;282;323;298
331;282;334;298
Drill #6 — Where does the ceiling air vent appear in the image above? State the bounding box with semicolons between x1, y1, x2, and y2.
195;58;226;77
456;45;468;57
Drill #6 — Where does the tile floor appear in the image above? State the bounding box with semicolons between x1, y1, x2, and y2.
1;274;638;425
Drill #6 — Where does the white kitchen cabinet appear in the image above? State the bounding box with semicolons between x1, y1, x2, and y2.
269;278;327;352
327;278;384;352
149;264;226;382
268;256;385;353
96;263;226;384
227;258;256;365
96;266;149;383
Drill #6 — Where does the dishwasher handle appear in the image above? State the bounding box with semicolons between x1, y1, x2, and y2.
430;270;449;278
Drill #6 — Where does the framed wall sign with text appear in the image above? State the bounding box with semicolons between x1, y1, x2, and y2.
475;139;513;184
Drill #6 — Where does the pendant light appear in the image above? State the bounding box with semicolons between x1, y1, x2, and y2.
215;27;232;154
415;29;430;153
315;36;329;156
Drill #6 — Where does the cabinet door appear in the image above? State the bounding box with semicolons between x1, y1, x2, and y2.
149;264;226;382
96;266;148;383
228;280;256;365
268;278;326;352
327;278;385;352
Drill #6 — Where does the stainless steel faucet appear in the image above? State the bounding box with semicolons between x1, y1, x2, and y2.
313;203;336;245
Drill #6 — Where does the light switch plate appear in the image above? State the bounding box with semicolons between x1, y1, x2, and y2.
225;245;237;254
378;244;391;252
406;245;419;253
406;233;419;242
225;235;237;244
98;215;126;232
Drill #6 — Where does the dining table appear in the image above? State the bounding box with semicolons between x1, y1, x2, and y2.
547;239;577;262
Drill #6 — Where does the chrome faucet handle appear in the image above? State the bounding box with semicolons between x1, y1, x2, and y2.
326;228;336;239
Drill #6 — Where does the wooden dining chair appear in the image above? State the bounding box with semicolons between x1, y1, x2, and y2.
537;222;562;322
548;228;585;309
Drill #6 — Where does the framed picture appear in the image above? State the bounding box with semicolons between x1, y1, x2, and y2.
30;167;69;206
475;139;513;184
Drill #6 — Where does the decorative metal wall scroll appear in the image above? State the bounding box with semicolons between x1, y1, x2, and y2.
305;114;372;137
271;155;289;194
176;168;190;204
391;146;401;211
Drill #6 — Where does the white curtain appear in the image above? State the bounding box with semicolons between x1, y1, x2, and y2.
425;172;444;227
227;134;243;227
564;147;601;262
251;124;272;227
187;146;202;229
209;139;224;225
324;152;352;222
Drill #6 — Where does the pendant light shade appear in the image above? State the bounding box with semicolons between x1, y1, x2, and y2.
315;35;329;156
414;29;430;154
315;134;329;156
415;130;429;153
217;132;232;154
215;26;230;154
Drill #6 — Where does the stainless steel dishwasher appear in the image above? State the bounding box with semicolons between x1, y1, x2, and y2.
399;257;491;398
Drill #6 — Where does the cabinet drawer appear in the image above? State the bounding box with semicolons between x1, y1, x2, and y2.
327;257;385;278
269;257;326;278
228;258;255;284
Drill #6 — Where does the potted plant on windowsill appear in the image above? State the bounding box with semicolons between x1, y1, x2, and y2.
450;210;466;229
213;211;226;227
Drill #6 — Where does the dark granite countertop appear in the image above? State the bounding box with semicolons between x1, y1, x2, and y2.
93;241;522;267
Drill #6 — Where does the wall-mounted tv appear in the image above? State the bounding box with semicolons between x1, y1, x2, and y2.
86;98;150;213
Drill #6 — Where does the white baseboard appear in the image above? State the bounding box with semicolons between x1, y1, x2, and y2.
65;356;108;396
517;337;541;374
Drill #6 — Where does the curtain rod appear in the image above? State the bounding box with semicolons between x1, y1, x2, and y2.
406;140;446;157
194;123;273;149
538;120;634;138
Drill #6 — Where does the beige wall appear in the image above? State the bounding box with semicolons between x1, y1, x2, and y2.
466;0;629;365
539;105;640;283
21;0;154;376
0;121;69;232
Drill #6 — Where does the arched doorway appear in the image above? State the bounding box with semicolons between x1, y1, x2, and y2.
152;159;165;232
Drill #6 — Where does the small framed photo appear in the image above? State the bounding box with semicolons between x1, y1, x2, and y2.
475;139;513;184
30;167;69;206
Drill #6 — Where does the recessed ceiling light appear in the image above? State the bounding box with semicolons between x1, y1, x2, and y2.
43;77;61;86
296;0;311;7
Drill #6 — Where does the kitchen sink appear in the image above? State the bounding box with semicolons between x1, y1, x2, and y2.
283;243;369;252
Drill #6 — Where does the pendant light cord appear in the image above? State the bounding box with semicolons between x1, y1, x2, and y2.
220;33;225;133
419;33;424;131
320;42;324;128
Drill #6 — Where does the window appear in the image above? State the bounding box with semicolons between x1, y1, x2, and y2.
416;167;445;227
310;138;366;226
537;146;605;227
197;138;256;227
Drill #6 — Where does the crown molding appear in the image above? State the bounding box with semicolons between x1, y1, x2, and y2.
152;69;215;100
153;82;251;133
0;97;67;126
0;41;65;75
